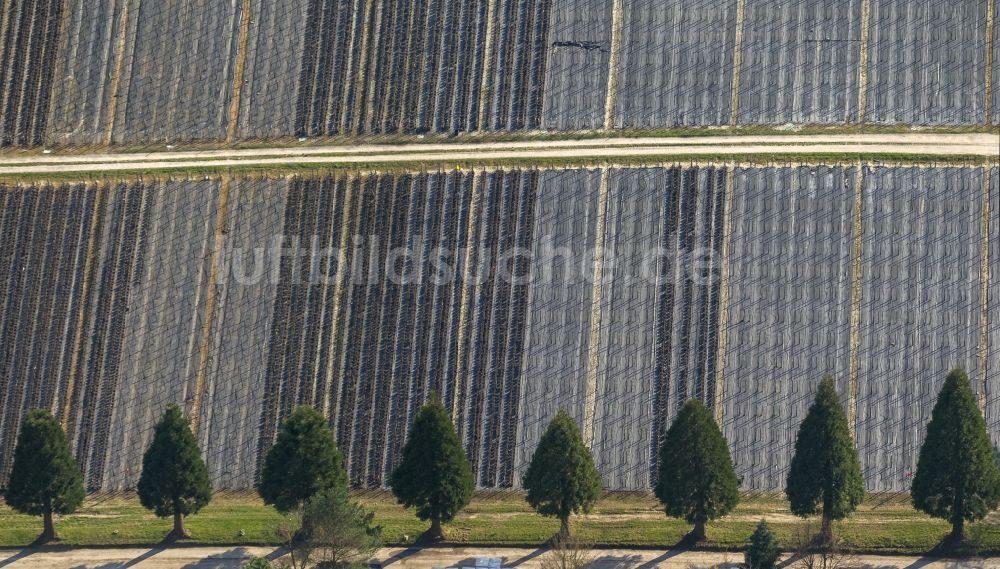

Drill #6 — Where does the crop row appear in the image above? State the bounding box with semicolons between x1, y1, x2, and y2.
1;0;996;147
0;165;996;492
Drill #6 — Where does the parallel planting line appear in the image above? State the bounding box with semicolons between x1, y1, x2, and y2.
61;183;106;432
104;0;132;146
979;166;991;411
986;0;996;123
604;0;625;130
714;165;737;424
226;0;254;143
857;0;872;122
583;167;611;448
189;175;232;434
848;162;865;438
729;0;747;125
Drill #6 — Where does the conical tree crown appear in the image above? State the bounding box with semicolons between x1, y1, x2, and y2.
137;404;212;518
259;405;347;513
912;368;1000;525
390;396;473;524
4;409;84;516
655;399;739;524
522;409;603;520
786;376;864;520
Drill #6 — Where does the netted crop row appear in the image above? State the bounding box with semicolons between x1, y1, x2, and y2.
0;0;63;146
988;166;999;436
2;0;995;148
295;0;551;135
0;165;996;492
856;167;986;491
721;166;857;490
737;0;862;124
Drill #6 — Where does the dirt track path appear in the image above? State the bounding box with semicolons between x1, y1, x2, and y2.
0;134;995;175
0;546;994;568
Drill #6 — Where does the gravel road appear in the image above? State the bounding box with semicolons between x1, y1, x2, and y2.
0;134;995;175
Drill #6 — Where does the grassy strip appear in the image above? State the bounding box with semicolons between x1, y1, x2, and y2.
1;153;996;186
1;493;998;554
2;124;995;157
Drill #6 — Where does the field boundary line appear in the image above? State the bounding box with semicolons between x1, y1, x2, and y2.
979;166;991;412
363;1;386;133
452;172;482;423
477;0;500;130
604;0;625;130
0;0;14;74
729;0;747;125
226;0;254;143
350;0;376;136
714;164;736;424
3;143;995;175
47;0;77;143
583;168;611;448
986;0;995;124
857;0;872;123
338;0;364;133
848;162;865;439
62;183;107;432
104;0;133;146
189;175;232;434
324;174;357;419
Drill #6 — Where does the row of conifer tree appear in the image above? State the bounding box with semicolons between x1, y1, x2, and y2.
3;368;998;549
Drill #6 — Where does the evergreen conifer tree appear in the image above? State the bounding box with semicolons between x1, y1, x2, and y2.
259;405;348;513
4;409;85;543
522;409;603;539
786;376;864;544
912;368;1000;545
655;399;740;541
136;404;212;540
390;396;473;541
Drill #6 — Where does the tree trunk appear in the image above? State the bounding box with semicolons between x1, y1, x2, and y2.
559;515;570;541
428;516;444;541
950;490;966;546
820;510;834;546
166;511;190;541
40;506;57;543
692;519;706;542
950;516;966;545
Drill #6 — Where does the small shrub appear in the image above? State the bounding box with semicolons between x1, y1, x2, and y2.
745;520;780;569
242;557;273;569
538;535;595;569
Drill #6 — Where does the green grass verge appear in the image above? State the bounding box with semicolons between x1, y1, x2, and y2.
2;153;996;186
1;492;998;555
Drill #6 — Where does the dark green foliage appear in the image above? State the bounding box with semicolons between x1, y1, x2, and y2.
654;399;740;539
786;376;864;540
390;396;473;539
259;406;348;514
745;520;780;569
912;368;1000;542
137;405;212;520
242;557;274;569
522;409;603;537
4;410;85;517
